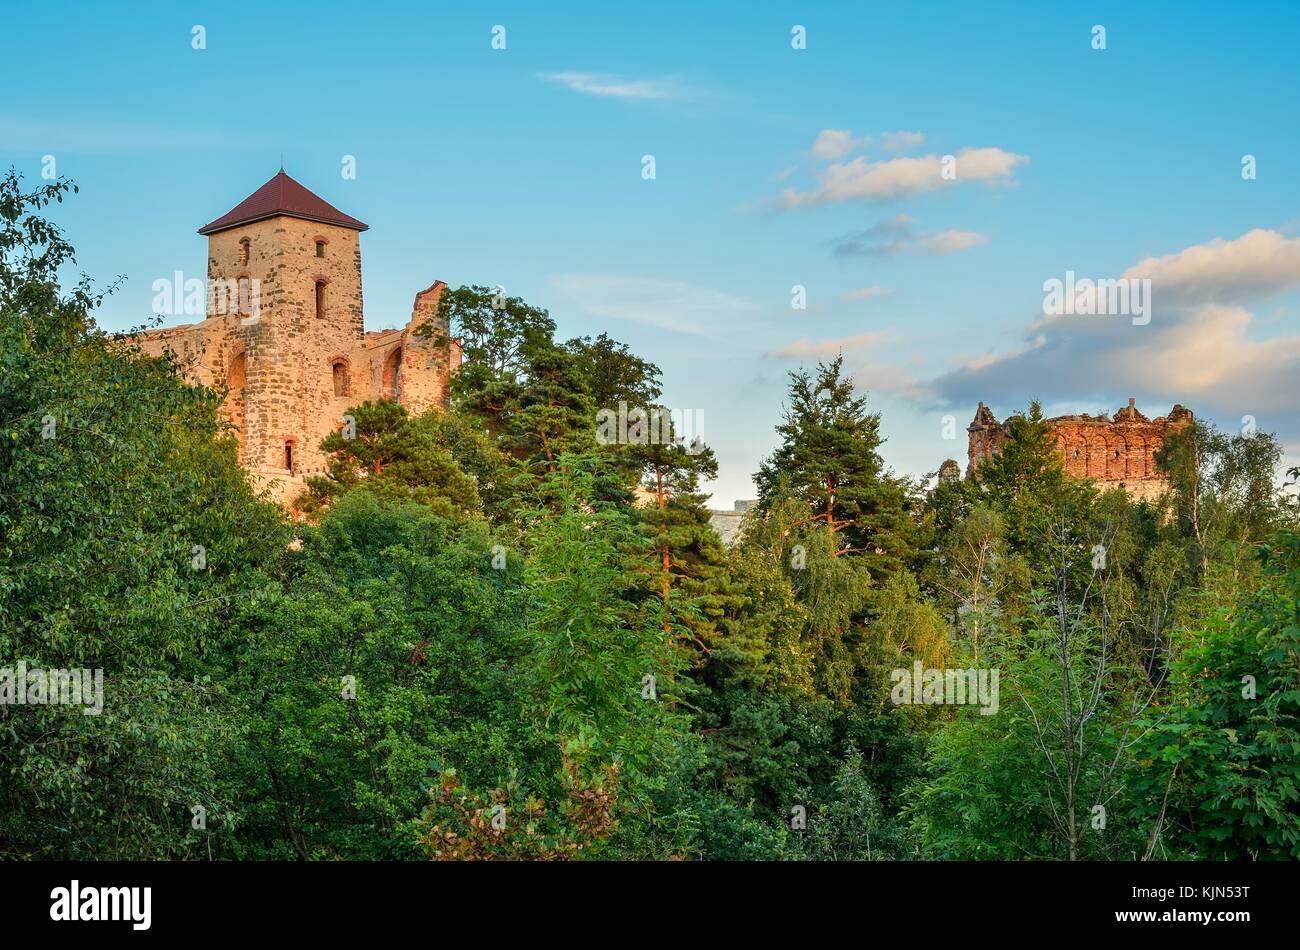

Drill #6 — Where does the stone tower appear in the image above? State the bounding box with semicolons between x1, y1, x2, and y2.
197;170;369;477
136;170;460;506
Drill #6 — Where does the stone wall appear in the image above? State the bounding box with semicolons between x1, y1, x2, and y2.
966;399;1193;499
134;211;458;509
708;500;756;546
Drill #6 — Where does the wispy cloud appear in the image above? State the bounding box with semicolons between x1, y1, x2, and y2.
850;362;930;400
810;129;870;161
780;144;1028;208
551;275;755;336
830;216;989;258
767;330;886;360
537;72;695;101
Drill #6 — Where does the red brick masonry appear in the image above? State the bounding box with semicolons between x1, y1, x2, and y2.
966;399;1193;500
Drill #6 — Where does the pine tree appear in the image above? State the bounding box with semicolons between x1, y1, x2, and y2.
299;399;480;518
969;401;1065;501
565;332;663;410
969;400;1092;578
627;408;726;644
755;356;918;578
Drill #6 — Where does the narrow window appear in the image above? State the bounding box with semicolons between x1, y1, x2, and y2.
332;361;348;397
239;238;250;266
228;352;246;463
237;276;251;315
315;280;326;319
315;240;325;258
383;347;403;401
284;441;294;472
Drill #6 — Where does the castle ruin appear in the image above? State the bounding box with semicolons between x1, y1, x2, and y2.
135;171;459;505
965;399;1193;500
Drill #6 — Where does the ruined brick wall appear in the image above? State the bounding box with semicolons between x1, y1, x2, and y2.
392;282;460;415
966;399;1193;500
966;403;1004;473
134;209;458;508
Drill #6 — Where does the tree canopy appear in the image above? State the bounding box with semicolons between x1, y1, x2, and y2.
4;170;1297;862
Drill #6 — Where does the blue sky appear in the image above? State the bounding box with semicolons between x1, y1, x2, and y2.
4;1;1299;505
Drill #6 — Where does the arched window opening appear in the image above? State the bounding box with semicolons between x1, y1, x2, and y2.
383;347;403;402
284;440;295;473
315;240;326;258
315;280;326;319
332;360;348;397
228;352;246;391
227;351;247;462
238;238;250;266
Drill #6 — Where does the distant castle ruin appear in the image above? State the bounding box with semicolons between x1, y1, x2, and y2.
962;399;1193;500
135;171;459;505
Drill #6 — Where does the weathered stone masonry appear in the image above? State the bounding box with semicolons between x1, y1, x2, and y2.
964;399;1193;500
135;171;461;505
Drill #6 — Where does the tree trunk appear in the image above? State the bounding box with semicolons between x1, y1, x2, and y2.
657;465;671;635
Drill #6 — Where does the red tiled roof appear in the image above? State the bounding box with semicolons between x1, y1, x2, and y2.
197;170;368;235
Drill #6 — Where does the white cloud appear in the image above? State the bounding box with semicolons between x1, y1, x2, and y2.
780;146;1028;208
767;330;886;359
810;129;870;160
1124;228;1300;302
537;72;693;101
551;275;755;336
925;229;1300;424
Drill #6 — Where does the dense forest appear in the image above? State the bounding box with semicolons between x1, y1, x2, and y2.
3;172;1298;861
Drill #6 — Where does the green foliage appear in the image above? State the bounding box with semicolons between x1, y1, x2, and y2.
1132;529;1300;859
299;399;485;518
7;173;1299;863
755;357;918;578
793;747;914;860
1157;420;1290;600
231;492;533;859
519;459;684;800
969;401;1095;583
628;409;726;646
0;170;288;858
565;332;662;410
431;284;599;476
423;283;556;426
